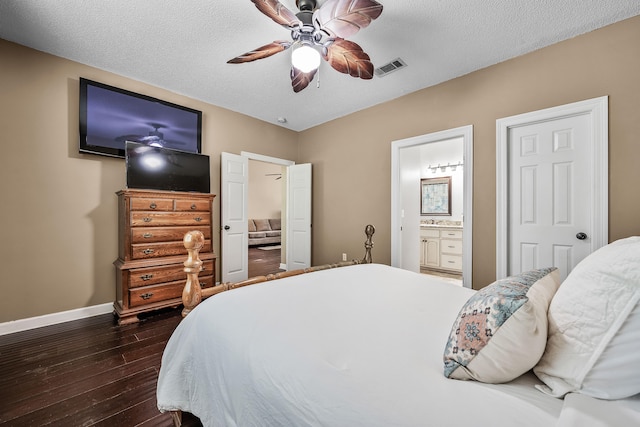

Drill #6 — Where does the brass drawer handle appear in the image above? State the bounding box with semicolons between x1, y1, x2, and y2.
194;217;202;222
149;203;157;209
191;204;197;210
448;245;455;248
143;249;155;255
140;292;154;300
143;233;153;239
140;274;154;281
143;217;152;223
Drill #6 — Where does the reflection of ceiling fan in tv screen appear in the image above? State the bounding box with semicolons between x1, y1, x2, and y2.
79;78;202;159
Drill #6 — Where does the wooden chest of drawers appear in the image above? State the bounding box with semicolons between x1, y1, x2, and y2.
114;189;216;325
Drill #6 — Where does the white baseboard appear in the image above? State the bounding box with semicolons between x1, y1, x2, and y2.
0;302;113;336
280;263;287;271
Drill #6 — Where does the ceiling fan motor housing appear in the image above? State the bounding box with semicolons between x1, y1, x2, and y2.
296;0;317;12
295;0;316;31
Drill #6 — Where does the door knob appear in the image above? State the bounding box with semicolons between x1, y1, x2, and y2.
224;225;230;230
576;232;588;240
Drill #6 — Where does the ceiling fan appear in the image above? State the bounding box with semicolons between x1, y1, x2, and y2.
228;0;383;93
115;123;187;148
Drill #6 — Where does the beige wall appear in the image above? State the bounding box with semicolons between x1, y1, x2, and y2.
0;39;299;322
298;15;640;287
248;160;283;219
2;15;640;322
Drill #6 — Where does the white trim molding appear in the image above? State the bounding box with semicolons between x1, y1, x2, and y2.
240;151;295;166
0;303;113;336
496;96;608;279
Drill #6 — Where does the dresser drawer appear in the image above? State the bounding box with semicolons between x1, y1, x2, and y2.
131;226;211;244
197;275;215;289
130;197;174;211
129;260;214;287
440;229;463;239
131;239;212;259
175;199;211;212
440;239;463;255
131;211;211;227
129;281;183;307
440;254;462;271
128;275;214;307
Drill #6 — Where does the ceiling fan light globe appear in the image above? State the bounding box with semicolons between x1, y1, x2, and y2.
291;45;321;73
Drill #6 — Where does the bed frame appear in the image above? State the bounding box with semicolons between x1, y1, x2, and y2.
180;224;376;317
168;224;375;426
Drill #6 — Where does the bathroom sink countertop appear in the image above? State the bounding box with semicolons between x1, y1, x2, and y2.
420;222;463;229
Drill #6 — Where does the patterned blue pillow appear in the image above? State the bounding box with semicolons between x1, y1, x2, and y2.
444;268;560;383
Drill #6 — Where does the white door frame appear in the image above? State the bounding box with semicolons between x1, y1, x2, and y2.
496;96;608;279
240;151;295;168
391;125;474;288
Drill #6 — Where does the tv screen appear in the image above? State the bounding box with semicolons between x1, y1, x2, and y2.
126;142;210;193
79;78;202;158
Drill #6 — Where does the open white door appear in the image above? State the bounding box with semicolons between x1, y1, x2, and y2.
398;145;422;272
221;152;249;283
286;163;312;270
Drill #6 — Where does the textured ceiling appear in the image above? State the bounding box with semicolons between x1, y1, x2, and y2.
1;1;639;131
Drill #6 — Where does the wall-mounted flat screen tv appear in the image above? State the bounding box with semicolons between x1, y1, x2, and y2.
79;78;202;158
126;141;210;193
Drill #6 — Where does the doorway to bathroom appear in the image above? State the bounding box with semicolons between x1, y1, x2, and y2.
391;125;473;288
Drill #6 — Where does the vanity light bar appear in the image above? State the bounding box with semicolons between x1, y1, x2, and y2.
427;161;464;173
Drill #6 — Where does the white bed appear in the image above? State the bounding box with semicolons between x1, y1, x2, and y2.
158;264;563;426
157;237;640;427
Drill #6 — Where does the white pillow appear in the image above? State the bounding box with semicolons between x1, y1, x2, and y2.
534;236;640;399
580;301;640;399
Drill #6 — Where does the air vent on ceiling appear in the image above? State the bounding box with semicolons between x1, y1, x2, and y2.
374;58;407;77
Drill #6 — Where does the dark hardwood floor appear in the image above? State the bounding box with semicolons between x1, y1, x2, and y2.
0;247;282;426
0;308;202;426
248;245;283;277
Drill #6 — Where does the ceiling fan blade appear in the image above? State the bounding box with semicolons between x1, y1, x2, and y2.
227;41;291;64
290;67;318;93
251;0;302;28
314;0;383;39
323;39;374;79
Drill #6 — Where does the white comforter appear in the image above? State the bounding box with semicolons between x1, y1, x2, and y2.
157;264;563;426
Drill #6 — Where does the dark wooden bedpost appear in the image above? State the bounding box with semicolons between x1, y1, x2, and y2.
181;230;204;318
362;224;375;263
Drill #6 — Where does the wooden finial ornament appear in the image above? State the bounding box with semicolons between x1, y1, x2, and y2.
181;230;205;317
362;224;375;263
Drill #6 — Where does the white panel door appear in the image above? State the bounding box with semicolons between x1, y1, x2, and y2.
221;152;248;283
399;145;421;272
287;163;312;270
508;114;593;281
